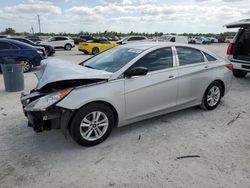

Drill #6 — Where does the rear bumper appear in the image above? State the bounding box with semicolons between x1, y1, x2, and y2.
229;57;250;72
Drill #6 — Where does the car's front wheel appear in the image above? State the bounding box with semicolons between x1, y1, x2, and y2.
201;81;223;110
70;103;114;146
233;69;247;78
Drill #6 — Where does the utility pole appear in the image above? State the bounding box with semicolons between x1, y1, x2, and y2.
37;15;41;33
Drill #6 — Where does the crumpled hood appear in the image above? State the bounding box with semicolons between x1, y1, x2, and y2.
36;59;112;90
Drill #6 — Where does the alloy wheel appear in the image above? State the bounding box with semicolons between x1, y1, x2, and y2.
207;86;221;107
80;111;109;141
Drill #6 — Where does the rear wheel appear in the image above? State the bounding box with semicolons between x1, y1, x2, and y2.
64;44;72;50
18;58;32;73
70;103;114;147
201;81;223;110
92;47;100;55
233;69;247;78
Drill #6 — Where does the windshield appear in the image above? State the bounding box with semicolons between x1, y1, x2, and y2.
83;47;143;73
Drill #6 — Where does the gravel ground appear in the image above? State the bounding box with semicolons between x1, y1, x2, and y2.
0;44;250;188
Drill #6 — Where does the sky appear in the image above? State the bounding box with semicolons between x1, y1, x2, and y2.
0;0;249;34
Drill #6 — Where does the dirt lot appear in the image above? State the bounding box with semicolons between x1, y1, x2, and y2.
0;44;250;188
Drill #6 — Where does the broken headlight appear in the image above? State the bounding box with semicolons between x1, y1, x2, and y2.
24;88;72;111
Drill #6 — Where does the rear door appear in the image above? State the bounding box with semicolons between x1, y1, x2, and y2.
124;47;178;120
0;41;19;58
175;46;210;106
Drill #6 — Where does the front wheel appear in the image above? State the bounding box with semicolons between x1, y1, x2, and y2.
70;103;114;147
201;81;223;110
233;69;247;78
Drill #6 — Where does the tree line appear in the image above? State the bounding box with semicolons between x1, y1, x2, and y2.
1;27;236;38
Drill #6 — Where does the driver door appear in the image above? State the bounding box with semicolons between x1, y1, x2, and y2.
124;47;178;120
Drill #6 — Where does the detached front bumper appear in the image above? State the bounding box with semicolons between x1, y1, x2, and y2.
21;92;72;135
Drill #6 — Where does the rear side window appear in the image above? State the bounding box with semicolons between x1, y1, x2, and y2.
204;52;217;61
176;47;204;66
0;42;17;50
55;37;67;41
130;47;173;72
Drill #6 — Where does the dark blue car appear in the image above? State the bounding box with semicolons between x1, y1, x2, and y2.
0;39;46;72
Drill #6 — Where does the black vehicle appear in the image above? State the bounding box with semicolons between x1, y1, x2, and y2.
0;35;8;38
80;35;95;42
9;37;55;56
25;35;42;42
225;19;250;78
72;37;85;45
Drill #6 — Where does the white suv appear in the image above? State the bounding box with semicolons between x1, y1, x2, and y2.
225;19;250;78
37;36;75;50
117;36;147;45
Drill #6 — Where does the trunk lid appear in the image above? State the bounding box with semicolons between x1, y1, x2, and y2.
36;59;112;90
224;19;250;28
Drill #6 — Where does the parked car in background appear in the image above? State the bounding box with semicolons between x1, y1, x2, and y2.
108;36;120;41
225;19;250;78
191;37;211;44
21;42;233;146
117;36;147;44
157;35;188;44
0;35;8;38
25;35;42;42
72;37;85;45
80;35;95;42
215;36;225;43
0;39;46;72
208;37;219;43
8;37;55;56
37;36;75;50
225;36;235;43
78;38;118;55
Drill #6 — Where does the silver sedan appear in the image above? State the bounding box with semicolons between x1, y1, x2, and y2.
21;42;233;146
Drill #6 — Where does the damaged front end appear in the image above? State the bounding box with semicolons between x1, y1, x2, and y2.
21;88;73;133
20;59;111;135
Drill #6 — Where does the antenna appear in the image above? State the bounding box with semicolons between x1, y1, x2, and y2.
37;15;41;33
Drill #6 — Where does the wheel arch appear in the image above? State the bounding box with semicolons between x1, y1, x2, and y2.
68;100;119;131
213;79;225;97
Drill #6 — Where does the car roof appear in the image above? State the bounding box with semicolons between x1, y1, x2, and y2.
224;19;250;28
0;38;34;48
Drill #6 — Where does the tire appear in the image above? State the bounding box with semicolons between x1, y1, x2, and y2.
201;81;223;110
92;47;100;55
18;58;32;73
64;44;72;50
233;69;247;78
45;48;51;56
70;103;114;147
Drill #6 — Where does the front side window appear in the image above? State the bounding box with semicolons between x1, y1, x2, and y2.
176;47;204;66
129;48;173;72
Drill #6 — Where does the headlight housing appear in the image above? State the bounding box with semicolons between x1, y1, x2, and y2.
24;88;72;111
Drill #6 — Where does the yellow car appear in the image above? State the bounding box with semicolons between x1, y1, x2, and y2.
78;39;119;55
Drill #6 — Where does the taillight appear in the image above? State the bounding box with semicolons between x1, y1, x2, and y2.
227;43;233;55
37;50;44;56
226;64;233;71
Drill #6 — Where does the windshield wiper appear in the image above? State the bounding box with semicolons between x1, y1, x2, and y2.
84;65;95;69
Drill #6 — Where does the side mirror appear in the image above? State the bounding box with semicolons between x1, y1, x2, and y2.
124;67;148;77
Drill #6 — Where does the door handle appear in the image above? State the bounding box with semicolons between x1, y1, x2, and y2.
204;65;209;69
168;75;175;79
